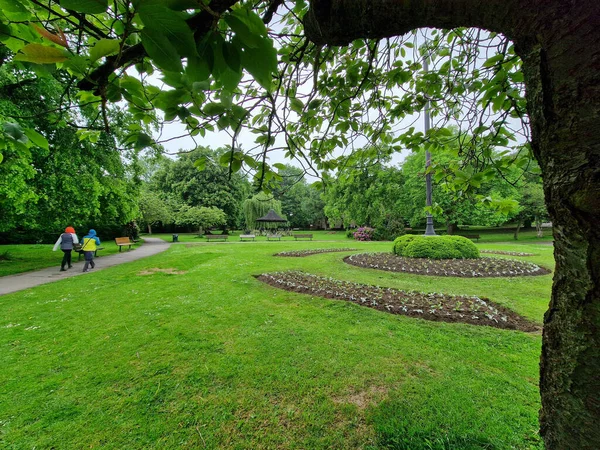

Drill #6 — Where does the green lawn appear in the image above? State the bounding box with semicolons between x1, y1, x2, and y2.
0;238;552;449
0;241;142;277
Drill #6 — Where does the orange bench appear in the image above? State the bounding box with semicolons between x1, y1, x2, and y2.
115;237;134;251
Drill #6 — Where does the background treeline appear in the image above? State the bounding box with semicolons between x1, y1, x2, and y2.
1;55;545;242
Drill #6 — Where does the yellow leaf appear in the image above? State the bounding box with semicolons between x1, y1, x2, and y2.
14;43;68;64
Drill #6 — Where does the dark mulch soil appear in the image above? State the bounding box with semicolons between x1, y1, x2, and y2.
257;271;539;332
480;250;536;256
274;248;357;257
344;253;551;278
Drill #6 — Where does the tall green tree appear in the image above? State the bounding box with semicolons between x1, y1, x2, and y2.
400;148;516;232
242;192;284;230
0;64;140;238
138;190;172;234
322;161;406;234
150;147;250;229
271;164;326;228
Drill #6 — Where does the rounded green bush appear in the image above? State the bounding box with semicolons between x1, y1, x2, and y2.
392;235;479;259
393;235;417;256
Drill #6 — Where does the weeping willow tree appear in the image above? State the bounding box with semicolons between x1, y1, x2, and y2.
243;193;284;231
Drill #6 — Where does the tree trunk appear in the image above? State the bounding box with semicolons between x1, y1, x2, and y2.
518;8;600;445
147;224;152;235
306;1;600;448
514;220;522;240
535;218;544;238
446;222;457;235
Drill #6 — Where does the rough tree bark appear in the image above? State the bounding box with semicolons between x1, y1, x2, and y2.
305;1;600;448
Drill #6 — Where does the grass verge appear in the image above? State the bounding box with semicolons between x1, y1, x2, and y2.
0;239;552;448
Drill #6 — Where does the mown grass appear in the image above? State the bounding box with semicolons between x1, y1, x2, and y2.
0;238;552;449
0;241;142;277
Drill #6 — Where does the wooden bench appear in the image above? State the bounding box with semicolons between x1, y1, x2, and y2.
293;234;313;240
73;243;104;261
205;234;228;241
266;234;282;241
239;234;255;241
460;234;480;242
115;237;135;251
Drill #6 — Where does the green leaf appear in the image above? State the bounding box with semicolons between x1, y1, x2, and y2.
483;54;504;68
23;128;49;150
89;39;120;63
0;0;30;21
222;41;241;72
290;98;303;114
3;122;28;143
239;36;277;92
59;0;108;14
120;75;146;99
140;28;183;72
203;103;226;116
217;66;243;91
0;22;12;42
14;44;69;64
186;55;211;83
63;55;89;76
138;0;197;57
194;156;207;170
165;0;199;10
224;13;262;49
192;81;211;92
126;132;154;150
230;158;242;173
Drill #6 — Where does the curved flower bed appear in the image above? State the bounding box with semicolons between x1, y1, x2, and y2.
274;248;357;257
257;271;539;332
344;253;550;278
480;250;536;256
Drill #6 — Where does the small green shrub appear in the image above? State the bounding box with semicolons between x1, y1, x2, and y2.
392;235;479;259
393;235;417;255
447;235;480;259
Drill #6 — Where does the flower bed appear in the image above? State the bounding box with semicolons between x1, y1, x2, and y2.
257;271;539;332
274;248;357;257
480;250;536;256
344;253;550;277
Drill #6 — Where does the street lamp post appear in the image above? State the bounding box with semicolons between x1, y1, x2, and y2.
423;56;436;236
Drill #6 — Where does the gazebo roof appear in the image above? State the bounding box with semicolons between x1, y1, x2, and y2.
256;209;287;222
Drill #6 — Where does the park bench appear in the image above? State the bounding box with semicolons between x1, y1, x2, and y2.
115;237;135;251
460;234;481;242
205;234;228;241
293;234;313;240
266;234;282;241
239;234;255;241
73;243;104;261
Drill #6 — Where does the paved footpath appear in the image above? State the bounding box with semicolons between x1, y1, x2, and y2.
0;237;170;296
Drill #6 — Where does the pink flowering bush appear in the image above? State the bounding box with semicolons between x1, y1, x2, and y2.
353;227;374;241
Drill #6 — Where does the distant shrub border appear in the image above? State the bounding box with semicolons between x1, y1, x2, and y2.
393;235;480;259
257;271;539;332
344;253;551;278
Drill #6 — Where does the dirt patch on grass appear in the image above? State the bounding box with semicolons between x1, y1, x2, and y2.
138;268;187;275
344;252;550;278
333;385;389;410
257;271;539;332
